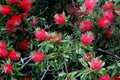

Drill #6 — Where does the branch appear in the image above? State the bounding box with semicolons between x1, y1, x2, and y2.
41;65;50;80
97;48;120;60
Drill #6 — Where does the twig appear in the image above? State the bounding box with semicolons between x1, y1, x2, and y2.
64;59;70;80
37;7;48;17
21;58;32;68
41;65;50;80
97;48;120;60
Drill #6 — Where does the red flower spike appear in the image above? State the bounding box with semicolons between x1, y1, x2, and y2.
35;29;48;42
81;32;94;46
91;59;102;71
31;51;45;62
11;15;22;26
8;50;20;61
25;77;32;80
54;14;66;25
99;73;111;80
80;21;92;31
105;29;112;39
103;11;114;21
0;41;7;49
9;0;19;5
83;53;93;61
2;64;13;74
83;0;96;12
114;74;120;80
97;17;111;28
0;48;7;58
20;0;33;12
32;20;39;26
103;2;114;11
18;41;30;51
0;5;12;15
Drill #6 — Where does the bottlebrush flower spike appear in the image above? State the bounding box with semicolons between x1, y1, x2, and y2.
80;20;92;31
105;29;112;39
103;11;114;21
35;29;48;42
2;64;13;74
97;17;111;28
10;15;22;26
20;0;33;12
9;0;19;5
114;74;120;80
18;41;30;51
54;14;66;25
91;58;102;71
99;73;111;80
0;41;7;58
0;5;12;15
83;0;96;12
31;51;45;62
115;7;120;15
8;50;20;61
32;19;39;26
0;48;7;58
83;53;93;61
25;77;32;80
81;32;94;46
0;41;7;49
103;2;114;11
48;33;61;44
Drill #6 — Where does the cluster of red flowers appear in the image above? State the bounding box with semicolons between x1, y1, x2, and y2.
0;0;45;76
0;0;33;33
0;41;20;74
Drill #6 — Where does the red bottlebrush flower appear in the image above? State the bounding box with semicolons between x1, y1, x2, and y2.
114;74;120;80
103;11;114;21
86;53;93;59
11;15;21;26
35;29;48;42
99;73;111;80
80;21;92;31
2;64;13;74
0;48;7;58
91;59;102;71
32;20;39;26
7;15;21;27
115;7;120;15
54;14;66;25
0;41;7;49
18;41;30;51
103;2;114;11
20;0;33;12
97;17;111;28
83;53;93;61
31;51;45;62
0;5;12;15
25;77;32;80
81;32;94;46
105;29;112;38
22;13;27;19
8;50;20;61
9;0;19;5
48;34;61;44
83;0;96;12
